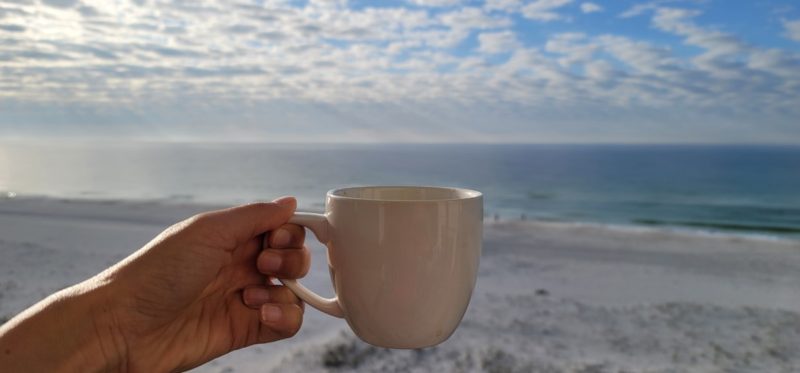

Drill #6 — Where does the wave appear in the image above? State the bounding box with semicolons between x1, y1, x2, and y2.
526;191;557;200
632;219;800;234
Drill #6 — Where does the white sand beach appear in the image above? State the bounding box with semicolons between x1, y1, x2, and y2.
1;197;798;372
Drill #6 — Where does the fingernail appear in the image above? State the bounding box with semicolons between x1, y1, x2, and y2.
272;228;291;248
245;288;270;305
262;251;282;273
275;196;295;208
262;304;282;323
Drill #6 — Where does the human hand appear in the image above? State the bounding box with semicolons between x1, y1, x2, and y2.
0;197;311;372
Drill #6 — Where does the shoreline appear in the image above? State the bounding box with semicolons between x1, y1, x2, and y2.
1;195;798;372
490;219;800;245
3;193;798;244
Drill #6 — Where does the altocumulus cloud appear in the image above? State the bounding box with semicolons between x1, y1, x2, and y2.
580;2;602;14
0;0;799;142
784;19;800;42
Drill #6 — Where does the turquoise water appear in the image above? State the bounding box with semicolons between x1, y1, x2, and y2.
1;143;799;238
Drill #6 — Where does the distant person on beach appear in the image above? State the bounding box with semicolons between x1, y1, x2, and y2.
0;197;307;372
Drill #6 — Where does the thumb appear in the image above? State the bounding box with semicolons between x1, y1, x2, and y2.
198;197;297;247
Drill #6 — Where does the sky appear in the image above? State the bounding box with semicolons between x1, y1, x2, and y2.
1;0;799;143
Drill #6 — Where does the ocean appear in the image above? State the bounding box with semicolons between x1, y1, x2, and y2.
1;142;799;238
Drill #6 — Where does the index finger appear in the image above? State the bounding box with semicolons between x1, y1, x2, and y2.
193;197;297;248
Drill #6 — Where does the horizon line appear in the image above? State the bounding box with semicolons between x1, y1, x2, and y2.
1;139;800;147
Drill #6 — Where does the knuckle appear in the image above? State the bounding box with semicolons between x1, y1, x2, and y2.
286;252;309;278
268;285;295;303
299;249;311;276
294;262;310;278
262;252;283;273
287;224;306;237
245;287;271;304
284;287;301;304
276;285;294;299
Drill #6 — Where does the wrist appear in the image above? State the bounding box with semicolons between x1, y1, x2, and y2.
0;278;128;372
82;278;130;372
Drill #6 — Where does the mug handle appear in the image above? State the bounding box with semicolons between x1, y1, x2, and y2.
277;212;345;318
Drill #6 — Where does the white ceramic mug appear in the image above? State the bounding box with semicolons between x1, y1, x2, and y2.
279;186;482;349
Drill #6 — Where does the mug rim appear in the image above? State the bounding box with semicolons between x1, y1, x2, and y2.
327;185;482;202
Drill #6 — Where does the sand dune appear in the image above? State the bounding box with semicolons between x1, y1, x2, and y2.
1;197;798;372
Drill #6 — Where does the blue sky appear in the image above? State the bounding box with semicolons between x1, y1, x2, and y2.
1;0;799;143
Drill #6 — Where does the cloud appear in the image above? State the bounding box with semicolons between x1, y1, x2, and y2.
748;49;800;79
0;0;799;143
77;4;100;17
0;24;25;32
651;7;751;78
784;19;800;42
521;0;573;22
619;0;686;18
546;33;598;66
478;30;519;54
484;0;522;12
596;34;679;75
651;7;703;33
407;0;462;6
620;2;660;18
434;6;511;46
580;2;602;14
439;6;510;29
619;0;708;18
40;0;78;8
